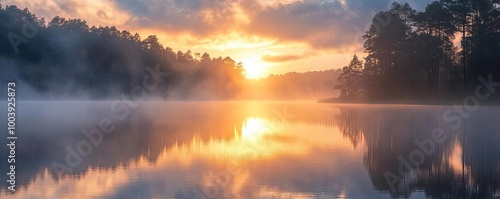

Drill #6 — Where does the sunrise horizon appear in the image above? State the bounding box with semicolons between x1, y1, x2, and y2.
0;0;436;79
2;0;500;198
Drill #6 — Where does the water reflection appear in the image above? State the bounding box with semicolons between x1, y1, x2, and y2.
335;105;500;198
0;102;499;198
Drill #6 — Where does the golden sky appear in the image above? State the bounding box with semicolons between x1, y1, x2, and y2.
3;0;431;78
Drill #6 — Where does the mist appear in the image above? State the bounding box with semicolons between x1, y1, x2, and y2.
0;5;339;101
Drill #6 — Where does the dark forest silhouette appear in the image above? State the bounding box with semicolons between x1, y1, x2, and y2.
3;1;499;101
0;4;339;100
0;4;243;99
335;1;500;102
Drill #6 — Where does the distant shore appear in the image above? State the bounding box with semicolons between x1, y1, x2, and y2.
317;98;500;106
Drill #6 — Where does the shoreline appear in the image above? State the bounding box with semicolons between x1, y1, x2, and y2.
317;98;500;106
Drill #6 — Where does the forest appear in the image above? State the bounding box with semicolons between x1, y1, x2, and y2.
0;4;339;100
335;0;500;102
5;0;497;102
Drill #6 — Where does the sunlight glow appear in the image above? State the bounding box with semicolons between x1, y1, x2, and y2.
6;115;362;198
448;140;470;175
242;57;266;79
241;117;270;141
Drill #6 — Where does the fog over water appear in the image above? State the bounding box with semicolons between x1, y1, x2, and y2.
1;101;499;198
1;1;500;198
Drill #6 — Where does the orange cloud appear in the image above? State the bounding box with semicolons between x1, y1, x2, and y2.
261;53;313;63
2;0;433;75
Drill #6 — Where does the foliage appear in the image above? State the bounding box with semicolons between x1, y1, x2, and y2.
335;0;500;101
0;5;246;99
335;55;363;98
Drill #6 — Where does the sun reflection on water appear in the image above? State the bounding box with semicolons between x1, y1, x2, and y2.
241;117;270;141
4;114;362;199
170;117;310;160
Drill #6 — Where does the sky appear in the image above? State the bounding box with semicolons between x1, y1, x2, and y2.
3;0;434;78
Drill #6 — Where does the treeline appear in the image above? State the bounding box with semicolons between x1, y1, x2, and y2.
0;5;245;99
336;0;500;101
241;69;342;100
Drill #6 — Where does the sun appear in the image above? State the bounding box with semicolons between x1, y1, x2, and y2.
241;117;270;141
242;57;266;79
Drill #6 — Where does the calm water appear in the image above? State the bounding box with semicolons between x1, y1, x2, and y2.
1;101;500;199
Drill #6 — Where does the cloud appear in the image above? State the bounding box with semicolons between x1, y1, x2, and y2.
243;0;359;50
261;53;313;63
4;0;435;52
242;0;434;50
2;0;131;27
116;0;243;36
111;0;434;50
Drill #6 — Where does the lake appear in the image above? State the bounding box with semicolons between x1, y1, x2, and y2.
1;101;499;198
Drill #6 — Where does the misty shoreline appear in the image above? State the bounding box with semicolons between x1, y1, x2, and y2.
3;99;500;106
319;98;500;106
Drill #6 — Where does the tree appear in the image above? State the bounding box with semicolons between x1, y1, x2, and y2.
467;0;500;80
363;10;410;99
0;5;251;100
413;1;458;98
390;2;417;28
335;55;364;98
414;1;456;38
